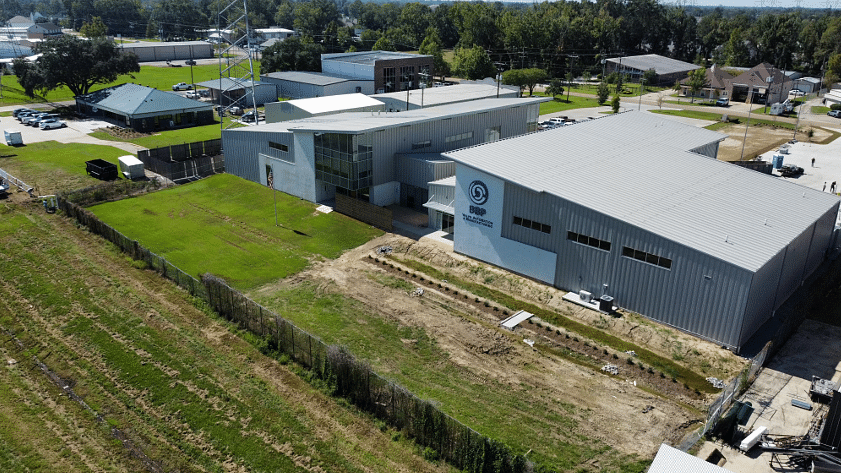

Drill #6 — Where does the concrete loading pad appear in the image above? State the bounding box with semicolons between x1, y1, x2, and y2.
696;319;841;472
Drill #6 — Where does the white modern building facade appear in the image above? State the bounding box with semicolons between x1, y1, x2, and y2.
442;111;839;352
222;97;543;207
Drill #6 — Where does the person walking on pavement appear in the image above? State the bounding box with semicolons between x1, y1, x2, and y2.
831;181;837;194
812;158;816;167
824;182;827;192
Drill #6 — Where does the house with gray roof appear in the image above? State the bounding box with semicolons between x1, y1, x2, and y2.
260;71;374;99
727;62;793;105
606;54;701;85
679;64;734;101
75;83;214;132
441;110;837;352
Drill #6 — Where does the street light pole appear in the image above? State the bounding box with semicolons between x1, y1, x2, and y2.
740;101;753;161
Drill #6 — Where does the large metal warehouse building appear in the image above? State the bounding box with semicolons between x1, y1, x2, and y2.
222;97;544;207
443;111;839;352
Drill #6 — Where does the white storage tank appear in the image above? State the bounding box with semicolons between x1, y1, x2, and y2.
118;155;145;180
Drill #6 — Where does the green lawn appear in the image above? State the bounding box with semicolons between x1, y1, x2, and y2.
812;106;831;114
651;109;797;131
537;94;604;115
89;174;382;290
0;61;263;106
0;140;127;194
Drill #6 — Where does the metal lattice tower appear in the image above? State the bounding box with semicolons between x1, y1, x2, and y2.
217;0;259;130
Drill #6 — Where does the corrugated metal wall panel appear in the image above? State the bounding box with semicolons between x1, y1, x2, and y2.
804;205;838;278
371;107;530;188
222;130;293;184
491;188;756;349
741;247;786;347
774;224;814;309
432;161;455;181
428;183;454;206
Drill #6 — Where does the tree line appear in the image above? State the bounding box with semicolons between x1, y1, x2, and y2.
9;0;841;83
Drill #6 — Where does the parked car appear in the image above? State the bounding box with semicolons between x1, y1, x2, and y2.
16;110;38;121
185;91;200;99
716;97;729;106
40;119;67;129
241;110;258;122
172;82;192;91
779;164;804;177
12;108;33;118
30;114;58;127
827;110;841;118
22;112;48;125
549;117;568;126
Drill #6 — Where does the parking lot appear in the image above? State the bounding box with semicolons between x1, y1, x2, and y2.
0;111;143;153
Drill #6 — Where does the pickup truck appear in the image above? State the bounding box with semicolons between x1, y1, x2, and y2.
172;82;192;91
715;97;729;106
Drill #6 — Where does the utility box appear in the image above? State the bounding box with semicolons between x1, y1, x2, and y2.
4;129;22;146
118;155;145;180
598;295;614;312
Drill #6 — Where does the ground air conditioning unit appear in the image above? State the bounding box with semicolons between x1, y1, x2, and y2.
579;290;592;303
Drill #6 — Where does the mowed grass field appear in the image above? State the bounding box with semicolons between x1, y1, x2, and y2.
86;173;652;472
0;198;448;473
0;62;261;105
90;173;382;289
0;140;127;195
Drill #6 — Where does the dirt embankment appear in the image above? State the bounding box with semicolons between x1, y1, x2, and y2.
280;233;747;457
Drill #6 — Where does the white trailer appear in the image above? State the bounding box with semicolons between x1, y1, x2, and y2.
118;155;145;180
4;129;22;146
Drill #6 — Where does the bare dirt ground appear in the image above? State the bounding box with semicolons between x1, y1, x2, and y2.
716;123;833;162
277;233;749;459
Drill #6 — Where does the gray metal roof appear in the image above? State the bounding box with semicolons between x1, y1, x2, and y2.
261;71;353;86
607;54;700;75
227;97;548;134
322;51;431;65
648;445;734;473
75;83;212;115
375;83;518;107
444;110;839;272
120;41;211;48
196;77;268;91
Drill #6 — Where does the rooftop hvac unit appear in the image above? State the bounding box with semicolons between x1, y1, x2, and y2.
579;290;592;303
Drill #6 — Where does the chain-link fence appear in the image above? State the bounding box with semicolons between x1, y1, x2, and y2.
678;341;770;452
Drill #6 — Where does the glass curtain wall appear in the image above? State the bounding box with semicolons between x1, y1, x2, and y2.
314;132;373;199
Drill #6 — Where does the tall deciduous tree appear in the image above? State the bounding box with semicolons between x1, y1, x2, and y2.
80;16;107;38
597;81;610;105
545;78;564;101
451;45;495;80
419;30;449;81
686;67;708;103
14;35;139;97
260;36;324;73
501;68;546;96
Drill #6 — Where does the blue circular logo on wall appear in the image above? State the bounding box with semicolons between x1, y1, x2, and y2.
469;180;489;205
